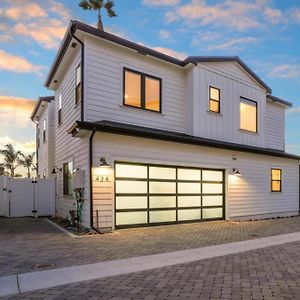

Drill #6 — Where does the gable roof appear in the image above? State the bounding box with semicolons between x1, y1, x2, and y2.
30;96;54;121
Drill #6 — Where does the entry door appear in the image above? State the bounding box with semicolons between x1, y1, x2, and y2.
115;162;225;228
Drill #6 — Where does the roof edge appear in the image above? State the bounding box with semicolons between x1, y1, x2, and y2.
30;96;54;121
267;94;293;107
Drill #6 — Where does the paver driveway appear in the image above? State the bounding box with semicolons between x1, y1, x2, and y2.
1;216;300;277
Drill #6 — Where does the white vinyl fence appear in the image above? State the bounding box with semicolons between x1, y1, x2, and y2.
0;176;55;218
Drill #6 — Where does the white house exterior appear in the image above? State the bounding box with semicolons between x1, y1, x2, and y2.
31;20;300;231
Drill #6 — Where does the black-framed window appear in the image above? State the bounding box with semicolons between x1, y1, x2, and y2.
58;94;62;125
271;168;282;192
209;86;220;113
240;97;258;133
63;162;73;196
75;64;81;105
123;68;161;113
42;119;46;143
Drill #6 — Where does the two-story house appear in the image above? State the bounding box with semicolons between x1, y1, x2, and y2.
31;20;300;232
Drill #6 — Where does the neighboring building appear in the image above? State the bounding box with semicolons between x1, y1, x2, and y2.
31;20;300;231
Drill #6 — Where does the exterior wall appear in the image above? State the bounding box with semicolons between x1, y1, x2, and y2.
266;101;285;151
84;36;187;133
91;132;299;230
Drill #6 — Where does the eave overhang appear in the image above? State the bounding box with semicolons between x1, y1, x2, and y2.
30;96;54;122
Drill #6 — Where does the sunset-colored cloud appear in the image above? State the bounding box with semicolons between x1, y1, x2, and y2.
5;3;47;20
0;50;44;75
0;136;35;154
144;0;180;6
152;47;186;60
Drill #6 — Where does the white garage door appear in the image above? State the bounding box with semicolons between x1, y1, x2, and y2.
115;162;225;228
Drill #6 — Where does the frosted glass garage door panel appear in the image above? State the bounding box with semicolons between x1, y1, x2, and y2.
149;182;176;194
178;183;201;194
150;210;176;223
149;167;176;179
178;209;201;221
116;181;147;194
202;183;223;194
202;170;223;181
178;196;201;207
149;196;176;208
116;196;148;209
202;208;223;219
178;169;201;180
115;164;147;178
116;212;147;225
202;196;223;206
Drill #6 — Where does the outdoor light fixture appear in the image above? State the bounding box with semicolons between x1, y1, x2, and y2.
51;167;62;174
95;158;111;182
232;168;241;176
99;158;110;168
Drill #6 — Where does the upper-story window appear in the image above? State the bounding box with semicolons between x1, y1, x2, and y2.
271;168;282;192
123;68;161;113
37;126;40;148
43;119;46;143
75;64;81;105
209;86;220;113
240;97;257;133
58;94;62;125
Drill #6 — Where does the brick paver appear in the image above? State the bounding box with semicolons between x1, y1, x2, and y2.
1;216;300;277
4;241;300;299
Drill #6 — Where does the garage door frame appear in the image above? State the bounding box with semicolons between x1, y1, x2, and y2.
115;161;226;229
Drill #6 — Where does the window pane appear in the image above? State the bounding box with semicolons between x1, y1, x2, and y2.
76;65;81;85
210;87;220;101
178;183;201;194
178;169;200;181
202;183;223;194
178;209;201;221
240;98;257;132
272;169;281;180
272;181;281;192
116;212;147;225
203;208;223;219
67;162;73;196
149;196;176;208
124;70;141;108
178;196;201;207
115;164;147;178
145;76;160;111
116;180;147;194
75;84;81;104
59;94;62;109
150;210;176;223
202;195;223;206
202;170;223;181
209;100;220;113
116;196;147;209
149;182;176;194
149;167;176;180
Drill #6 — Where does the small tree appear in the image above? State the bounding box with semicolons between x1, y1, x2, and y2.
0;144;21;177
18;152;36;178
79;0;117;30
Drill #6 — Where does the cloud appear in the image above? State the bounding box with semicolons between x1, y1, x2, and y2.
152;47;187;60
0;50;45;75
159;30;172;39
0;95;36;128
143;0;180;6
5;3;47;20
0;136;36;155
264;7;282;24
287;106;300;114
267;64;300;79
207;37;258;51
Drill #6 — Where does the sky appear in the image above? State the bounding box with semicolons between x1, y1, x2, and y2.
0;0;300;175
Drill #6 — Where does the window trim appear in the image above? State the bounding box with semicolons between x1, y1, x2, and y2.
123;67;162;113
58;94;62;125
271;168;282;192
75;64;81;106
209;86;221;114
240;96;258;133
63;162;73;196
42;119;46;143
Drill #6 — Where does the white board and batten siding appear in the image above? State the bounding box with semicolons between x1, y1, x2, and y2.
92;132;300;230
84;36;187;133
53;50;90;226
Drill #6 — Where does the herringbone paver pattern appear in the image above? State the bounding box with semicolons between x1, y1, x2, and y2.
4;241;300;299
1;216;300;277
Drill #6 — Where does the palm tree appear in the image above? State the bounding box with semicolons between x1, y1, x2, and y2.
18;152;36;178
0;144;21;177
79;0;117;30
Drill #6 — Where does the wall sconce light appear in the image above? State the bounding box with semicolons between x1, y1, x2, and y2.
51;167;62;174
232;168;241;176
95;158;111;182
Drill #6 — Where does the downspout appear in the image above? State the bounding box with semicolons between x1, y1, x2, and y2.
89;129;101;233
33;121;39;177
69;25;84;122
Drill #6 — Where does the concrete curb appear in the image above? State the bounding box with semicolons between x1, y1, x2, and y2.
2;231;300;297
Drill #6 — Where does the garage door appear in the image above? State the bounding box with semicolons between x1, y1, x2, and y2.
115;162;225;228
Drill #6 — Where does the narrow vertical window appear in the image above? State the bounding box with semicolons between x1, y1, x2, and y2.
124;69;141;108
63;162;73;196
37;126;40;148
145;76;160;112
271;169;282;192
58;94;62;125
209;86;220;113
240;97;258;132
43;119;46;143
75;65;81;105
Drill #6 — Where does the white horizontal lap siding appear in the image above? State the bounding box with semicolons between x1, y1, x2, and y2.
85;36;187;133
266;101;285;151
53;50;90;227
194;64;266;148
92;132;299;229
